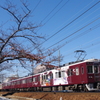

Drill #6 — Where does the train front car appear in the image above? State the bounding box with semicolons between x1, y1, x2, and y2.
86;59;100;91
53;59;100;92
66;59;100;92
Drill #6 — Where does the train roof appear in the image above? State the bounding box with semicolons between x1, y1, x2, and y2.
63;59;100;66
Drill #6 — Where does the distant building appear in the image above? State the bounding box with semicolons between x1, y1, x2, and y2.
0;84;2;90
33;64;58;74
3;74;19;82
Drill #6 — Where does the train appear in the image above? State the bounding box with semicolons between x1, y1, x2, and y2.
0;59;100;92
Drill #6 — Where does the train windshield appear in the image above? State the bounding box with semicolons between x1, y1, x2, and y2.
87;66;93;73
87;65;99;74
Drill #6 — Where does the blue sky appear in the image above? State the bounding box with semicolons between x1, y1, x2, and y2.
0;0;100;76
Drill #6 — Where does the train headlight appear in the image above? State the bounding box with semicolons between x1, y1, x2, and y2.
89;76;93;78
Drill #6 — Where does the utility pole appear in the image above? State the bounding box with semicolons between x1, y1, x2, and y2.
58;50;60;67
0;74;5;83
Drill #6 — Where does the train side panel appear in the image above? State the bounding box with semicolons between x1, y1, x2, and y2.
68;62;88;85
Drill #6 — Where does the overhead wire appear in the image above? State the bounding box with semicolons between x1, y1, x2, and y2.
64;36;100;59
43;0;70;24
31;0;97;52
45;0;95;39
29;1;100;55
40;0;100;63
37;0;66;32
32;0;41;12
41;0;64;23
81;40;100;50
62;24;100;58
45;17;100;50
40;1;100;45
43;22;100;57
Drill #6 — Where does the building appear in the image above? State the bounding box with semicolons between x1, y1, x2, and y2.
33;64;57;74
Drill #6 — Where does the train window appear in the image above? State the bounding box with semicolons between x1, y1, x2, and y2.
33;77;36;82
59;71;61;78
42;75;43;80
38;76;40;81
46;75;48;79
76;67;79;75
50;73;53;79
61;71;65;77
14;82;16;85
67;69;73;76
7;83;10;86
22;80;26;84
87;66;93;73
94;66;98;73
27;78;32;83
17;81;20;85
55;72;58;78
11;82;14;85
55;72;61;78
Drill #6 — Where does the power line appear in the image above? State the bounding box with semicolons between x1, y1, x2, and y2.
45;0;95;39
31;1;100;53
46;17;100;50
32;0;41;12
43;0;70;24
41;0;63;23
62;26;100;58
64;35;100;55
64;37;100;59
37;0;65;32
41;1;100;45
81;41;100;50
44;22;100;57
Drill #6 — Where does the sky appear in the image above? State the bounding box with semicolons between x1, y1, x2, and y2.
0;0;100;77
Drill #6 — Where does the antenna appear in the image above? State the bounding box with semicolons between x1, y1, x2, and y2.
74;50;87;61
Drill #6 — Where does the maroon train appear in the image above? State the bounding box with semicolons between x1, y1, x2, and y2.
1;59;100;92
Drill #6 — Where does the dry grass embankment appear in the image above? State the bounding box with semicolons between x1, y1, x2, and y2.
0;91;100;100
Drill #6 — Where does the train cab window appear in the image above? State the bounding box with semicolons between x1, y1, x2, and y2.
94;66;98;73
43;75;46;80
87;66;93;73
76;67;79;75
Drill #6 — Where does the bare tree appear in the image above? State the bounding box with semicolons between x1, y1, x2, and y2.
0;1;63;73
0;1;45;71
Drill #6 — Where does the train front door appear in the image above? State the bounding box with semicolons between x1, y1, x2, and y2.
80;65;86;84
